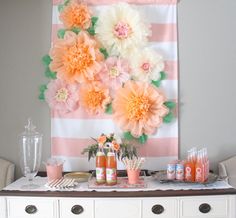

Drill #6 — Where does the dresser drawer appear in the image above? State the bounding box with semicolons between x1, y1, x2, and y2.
0;197;6;218
7;197;57;218
142;198;177;218
95;199;141;218
59;198;94;218
179;196;229;218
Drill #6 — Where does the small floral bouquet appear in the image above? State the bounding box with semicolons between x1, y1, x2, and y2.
82;133;137;160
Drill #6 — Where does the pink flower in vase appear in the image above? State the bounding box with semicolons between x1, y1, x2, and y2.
99;57;131;96
45;79;80;113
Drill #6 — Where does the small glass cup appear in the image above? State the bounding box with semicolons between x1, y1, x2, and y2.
127;169;140;184
45;158;64;181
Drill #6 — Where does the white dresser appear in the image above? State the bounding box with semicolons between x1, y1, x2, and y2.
0;188;236;218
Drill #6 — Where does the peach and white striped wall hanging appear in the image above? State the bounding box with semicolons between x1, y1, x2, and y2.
48;0;178;171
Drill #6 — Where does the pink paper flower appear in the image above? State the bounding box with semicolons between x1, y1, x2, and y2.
99;57;131;94
45;79;79;113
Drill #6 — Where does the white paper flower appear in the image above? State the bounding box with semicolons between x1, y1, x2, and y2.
130;48;165;83
95;3;151;57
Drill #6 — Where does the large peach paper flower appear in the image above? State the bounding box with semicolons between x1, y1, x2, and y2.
45;79;79;113
60;0;92;30
80;82;111;115
49;31;103;84
95;3;151;57
113;81;169;137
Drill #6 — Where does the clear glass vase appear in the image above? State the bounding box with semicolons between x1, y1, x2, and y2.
19;118;42;189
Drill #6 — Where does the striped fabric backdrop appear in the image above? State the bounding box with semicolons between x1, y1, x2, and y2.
51;0;178;171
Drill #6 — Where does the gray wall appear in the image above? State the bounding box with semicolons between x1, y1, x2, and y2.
0;0;236;178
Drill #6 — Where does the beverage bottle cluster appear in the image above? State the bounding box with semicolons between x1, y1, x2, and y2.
167;147;209;182
96;149;117;185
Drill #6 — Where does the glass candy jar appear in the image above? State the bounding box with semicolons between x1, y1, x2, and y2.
19;118;42;189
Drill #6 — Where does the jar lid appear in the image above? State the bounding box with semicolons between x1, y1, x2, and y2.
19;118;42;137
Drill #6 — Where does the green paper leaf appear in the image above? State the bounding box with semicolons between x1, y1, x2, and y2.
105;103;113;114
71;27;80;34
39;84;47;100
87;26;95;36
58;4;64;12
138;134;148;144
57;29;66;39
152;80;161;87
38;92;45;100
45;68;57;79
123;132;134;140
42;55;52;67
39;84;47;93
160;71;167;80
64;0;70;6
163;112;174;123
164;101;176;110
99;48;109;59
88;150;92;161
91;16;98;26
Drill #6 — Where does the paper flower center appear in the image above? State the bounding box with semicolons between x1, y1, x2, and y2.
55;88;69;102
63;44;93;75
141;62;151;72
126;95;150;120
113;21;132;39
109;66;120;78
85;90;106;108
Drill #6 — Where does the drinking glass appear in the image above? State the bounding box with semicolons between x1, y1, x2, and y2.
19;118;42;189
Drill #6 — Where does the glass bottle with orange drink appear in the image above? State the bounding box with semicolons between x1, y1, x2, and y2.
195;150;205;183
96;149;106;184
184;150;195;182
106;149;117;185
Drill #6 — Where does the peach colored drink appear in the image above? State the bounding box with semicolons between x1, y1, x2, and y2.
106;151;117;185
96;150;106;184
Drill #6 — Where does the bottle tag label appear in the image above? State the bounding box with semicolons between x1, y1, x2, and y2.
185;166;192;178
195;167;202;181
106;168;117;183
96;167;106;182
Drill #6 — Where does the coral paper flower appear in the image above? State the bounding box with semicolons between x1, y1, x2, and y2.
59;0;92;30
113;81;169;137
112;140;120;151
99;57;131;92
80;82;111;115
49;31;103;84
98;135;107;145
130;48;165;83
95;3;150;57
45;79;79;113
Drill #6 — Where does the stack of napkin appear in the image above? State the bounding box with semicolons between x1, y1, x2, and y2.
45;178;77;189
